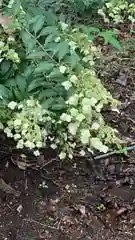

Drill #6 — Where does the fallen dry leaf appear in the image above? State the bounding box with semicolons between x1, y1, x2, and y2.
116;207;127;217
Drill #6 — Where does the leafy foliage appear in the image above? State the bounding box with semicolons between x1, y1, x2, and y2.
0;0;122;160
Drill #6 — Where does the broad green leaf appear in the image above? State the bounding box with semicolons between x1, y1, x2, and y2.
35;61;54;74
39;26;57;37
51;103;66;110
44;33;56;47
0;61;11;76
39;89;57;99
13;89;24;101
42;98;54;109
21;31;36;52
27;79;45;92
0;85;10;100
16;75;27;93
11;0;21;14
109;38;121;50
98;31;121;50
88;35;95;41
32;15;45;35
26;51;47;59
55;41;69;61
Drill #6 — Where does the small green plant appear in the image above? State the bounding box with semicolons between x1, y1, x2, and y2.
0;0;122;160
98;0;135;24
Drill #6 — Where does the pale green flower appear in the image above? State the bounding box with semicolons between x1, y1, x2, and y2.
76;113;85;122
60;113;72;122
25;140;35;149
60;22;68;31
91;122;100;130
55;37;61;42
16;139;24;149
70;108;79;117
8;101;17;110
62;81;72;90
59;65;66;74
68;153;73;159
14;119;22;127
80;150;86;156
26;99;36;107
36;141;43;148
95;103;103;112
67;94;79;106
68;123;78;135
34;150;40;156
4;127;13;138
14;133;21;140
91;46;97;52
90;137;108;153
51;144;57;149
69;75;78;84
80;129;90;144
59;151;66;160
7;36;15;42
68;41;77;50
82;105;91;115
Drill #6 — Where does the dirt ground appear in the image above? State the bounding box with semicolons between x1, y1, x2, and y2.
0;38;135;240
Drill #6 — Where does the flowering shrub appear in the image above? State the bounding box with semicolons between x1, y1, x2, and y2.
0;1;121;160
98;0;135;24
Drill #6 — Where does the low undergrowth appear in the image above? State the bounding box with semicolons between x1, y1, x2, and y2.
0;0;134;162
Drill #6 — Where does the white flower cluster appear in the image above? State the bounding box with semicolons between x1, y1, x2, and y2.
0;40;20;64
3;98;52;156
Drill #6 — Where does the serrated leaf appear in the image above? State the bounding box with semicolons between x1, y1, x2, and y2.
21;31;36;52
15;75;27;93
39;26;57;37
0;60;11;75
51;103;66;110
27;78;45;92
0;85;9;99
109;38;121;50
39;89;57;99
55;41;69;61
44;33;56;47
42;98;54;109
26;51;47;59
35;61;54;74
32;15;45;35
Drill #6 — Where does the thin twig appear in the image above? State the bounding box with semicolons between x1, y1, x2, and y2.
23;218;58;230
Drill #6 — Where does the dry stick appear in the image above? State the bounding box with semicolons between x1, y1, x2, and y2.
23;218;58;230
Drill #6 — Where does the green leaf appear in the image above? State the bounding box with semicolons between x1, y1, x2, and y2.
35;61;54;74
88;35;95;41
44;34;56;47
39;26;57;37
0;85;9;100
109;38;121;50
42;98;54;109
51;103;66;110
98;31;121;50
21;31;36;52
0;61;11;76
26;51;47;59
13;89;24;101
32;15;45;35
39;89;57;99
55;41;69;61
15;75;27;93
12;0;21;14
27;78;45;92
